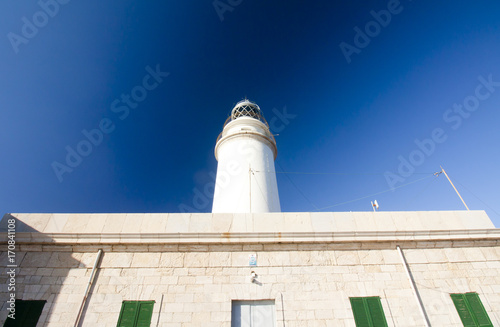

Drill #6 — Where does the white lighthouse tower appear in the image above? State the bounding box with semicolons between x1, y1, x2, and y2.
212;99;281;213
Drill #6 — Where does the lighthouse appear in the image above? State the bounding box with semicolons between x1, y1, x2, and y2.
212;99;281;213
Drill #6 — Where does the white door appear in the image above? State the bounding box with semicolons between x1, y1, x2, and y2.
231;300;276;327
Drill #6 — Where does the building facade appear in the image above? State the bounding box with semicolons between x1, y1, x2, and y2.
1;210;499;326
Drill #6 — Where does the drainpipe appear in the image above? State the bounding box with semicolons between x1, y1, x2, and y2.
75;249;103;327
396;245;431;327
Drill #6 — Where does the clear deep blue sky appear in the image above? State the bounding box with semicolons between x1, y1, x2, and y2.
1;1;499;226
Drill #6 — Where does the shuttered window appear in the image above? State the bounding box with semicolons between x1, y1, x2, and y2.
451;293;493;327
117;301;155;327
3;300;46;327
350;297;388;327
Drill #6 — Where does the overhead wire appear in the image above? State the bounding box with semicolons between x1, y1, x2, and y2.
314;174;435;211
250;168;272;211
248;167;498;216
255;166;436;212
453;179;500;218
256;171;433;176
402;173;439;210
274;161;320;211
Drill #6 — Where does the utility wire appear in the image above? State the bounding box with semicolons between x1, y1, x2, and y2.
250;169;271;211
453;179;500;218
402;173;439;210
252;167;497;216
314;174;435;211
274;161;320;211
255;171;433;176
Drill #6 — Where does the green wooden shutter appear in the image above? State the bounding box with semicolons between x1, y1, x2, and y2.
365;297;388;327
451;293;493;327
136;302;154;327
464;293;493;327
117;302;139;327
451;294;477;327
350;297;388;327
117;301;155;327
3;300;46;327
22;300;45;327
350;297;372;327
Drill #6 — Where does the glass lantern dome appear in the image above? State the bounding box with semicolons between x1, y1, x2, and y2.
230;99;265;122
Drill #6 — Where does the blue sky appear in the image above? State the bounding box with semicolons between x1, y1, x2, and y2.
1;1;499;227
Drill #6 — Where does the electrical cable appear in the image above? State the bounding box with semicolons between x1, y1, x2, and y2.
402;173;439;210
255;171;433;176
274;161;320;211
314;174;435;211
250;169;272;211
453;179;500;218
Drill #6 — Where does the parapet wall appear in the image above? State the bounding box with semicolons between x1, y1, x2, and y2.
1;210;495;235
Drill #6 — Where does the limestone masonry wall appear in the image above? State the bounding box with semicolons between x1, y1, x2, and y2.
1;241;499;326
0;211;498;326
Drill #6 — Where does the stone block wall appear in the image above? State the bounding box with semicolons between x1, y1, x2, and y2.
1;241;499;326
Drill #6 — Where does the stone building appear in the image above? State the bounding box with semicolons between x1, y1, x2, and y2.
0;211;499;326
1;100;499;326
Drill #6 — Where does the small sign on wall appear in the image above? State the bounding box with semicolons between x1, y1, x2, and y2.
249;254;257;266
